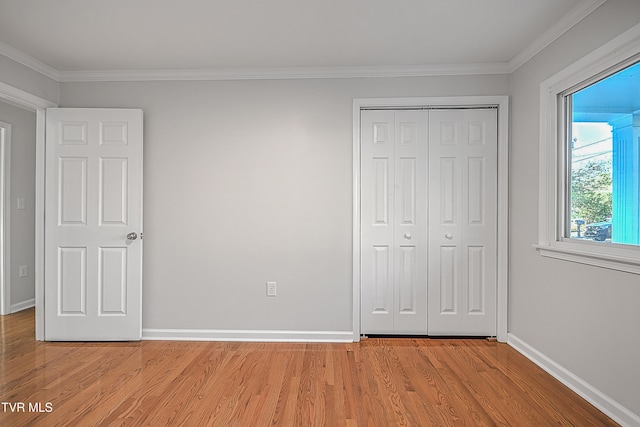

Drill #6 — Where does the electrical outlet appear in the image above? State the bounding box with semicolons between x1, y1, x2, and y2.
19;265;27;277
266;281;277;297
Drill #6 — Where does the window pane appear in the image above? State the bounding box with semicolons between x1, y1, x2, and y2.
569;61;640;245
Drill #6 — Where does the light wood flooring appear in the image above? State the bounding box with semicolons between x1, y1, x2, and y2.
1;309;616;426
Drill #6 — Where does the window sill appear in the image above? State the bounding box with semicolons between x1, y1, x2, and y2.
534;243;640;275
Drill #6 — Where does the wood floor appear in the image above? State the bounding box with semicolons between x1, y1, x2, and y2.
1;309;616;426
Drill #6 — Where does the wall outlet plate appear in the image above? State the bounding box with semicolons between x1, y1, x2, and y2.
266;281;277;297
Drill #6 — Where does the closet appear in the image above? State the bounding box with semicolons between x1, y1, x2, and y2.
360;108;497;336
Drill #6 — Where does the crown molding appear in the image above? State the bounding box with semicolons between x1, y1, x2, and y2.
57;62;510;82
0;81;56;110
0;41;60;82
508;0;607;72
0;0;604;83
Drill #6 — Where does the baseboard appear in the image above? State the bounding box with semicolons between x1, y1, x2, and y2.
10;298;35;313
508;333;640;427
142;328;354;343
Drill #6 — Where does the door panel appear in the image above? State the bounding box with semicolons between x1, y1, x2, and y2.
362;110;395;333
59;157;88;224
58;247;87;315
45;108;143;341
428;109;497;336
361;110;427;334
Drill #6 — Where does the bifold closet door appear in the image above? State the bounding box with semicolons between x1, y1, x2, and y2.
360;110;428;334
361;108;498;337
427;109;498;336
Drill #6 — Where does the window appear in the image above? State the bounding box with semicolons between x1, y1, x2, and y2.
565;60;640;246
537;23;640;274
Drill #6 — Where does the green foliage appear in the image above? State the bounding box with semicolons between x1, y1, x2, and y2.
571;160;612;224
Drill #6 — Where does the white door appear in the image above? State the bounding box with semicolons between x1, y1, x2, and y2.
360;110;427;334
427;109;497;336
45;108;143;340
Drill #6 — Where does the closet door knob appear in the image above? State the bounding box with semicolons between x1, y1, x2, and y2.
404;233;412;240
445;233;453;240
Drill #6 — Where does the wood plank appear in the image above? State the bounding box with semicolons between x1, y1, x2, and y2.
0;310;618;426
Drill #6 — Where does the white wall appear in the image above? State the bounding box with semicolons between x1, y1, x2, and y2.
0;100;37;311
60;75;508;333
509;0;640;417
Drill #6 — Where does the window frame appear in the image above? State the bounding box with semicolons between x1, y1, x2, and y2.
536;23;640;274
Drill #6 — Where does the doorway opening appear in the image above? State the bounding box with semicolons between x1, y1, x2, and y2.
0;102;37;318
0;82;56;339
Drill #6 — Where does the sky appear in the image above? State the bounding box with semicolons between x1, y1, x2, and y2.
571;122;612;167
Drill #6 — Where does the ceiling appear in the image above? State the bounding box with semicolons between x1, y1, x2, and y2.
0;0;601;79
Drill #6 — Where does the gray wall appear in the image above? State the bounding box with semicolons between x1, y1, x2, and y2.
60;75;509;332
0;100;36;310
509;0;640;416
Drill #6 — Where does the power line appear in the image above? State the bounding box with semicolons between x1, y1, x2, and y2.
572;136;612;151
572;150;612;163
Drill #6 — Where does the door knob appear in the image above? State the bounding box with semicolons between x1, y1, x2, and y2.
404;233;412;239
127;232;138;241
445;233;453;240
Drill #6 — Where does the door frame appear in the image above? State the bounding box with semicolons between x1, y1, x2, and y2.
0;120;10;315
353;96;509;342
0;81;56;339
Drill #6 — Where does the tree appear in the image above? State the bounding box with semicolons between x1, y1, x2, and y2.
571;160;612;225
